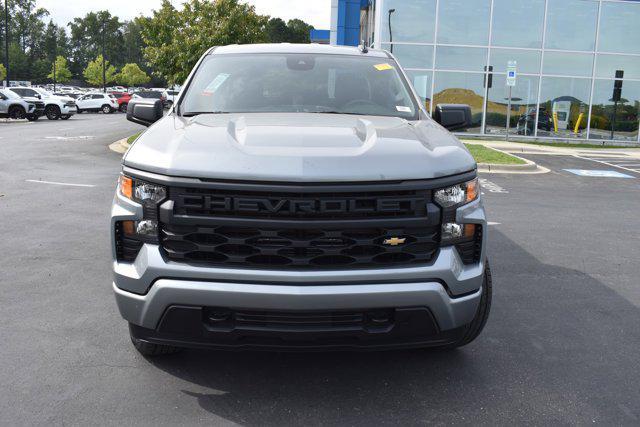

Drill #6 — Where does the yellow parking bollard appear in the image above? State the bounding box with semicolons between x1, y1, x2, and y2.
574;113;584;134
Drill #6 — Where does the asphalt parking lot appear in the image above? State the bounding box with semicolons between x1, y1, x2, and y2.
1;114;639;425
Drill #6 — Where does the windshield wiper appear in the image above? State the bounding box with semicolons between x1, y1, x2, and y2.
312;111;364;116
182;111;230;117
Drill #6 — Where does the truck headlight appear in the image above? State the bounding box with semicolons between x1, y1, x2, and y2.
118;174;166;205
433;178;479;209
435;178;482;264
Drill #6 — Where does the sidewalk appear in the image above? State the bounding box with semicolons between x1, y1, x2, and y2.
463;139;640;160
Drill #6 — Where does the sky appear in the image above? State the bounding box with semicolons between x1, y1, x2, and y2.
36;0;331;29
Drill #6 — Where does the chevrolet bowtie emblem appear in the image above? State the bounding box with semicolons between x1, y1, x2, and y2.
383;237;406;246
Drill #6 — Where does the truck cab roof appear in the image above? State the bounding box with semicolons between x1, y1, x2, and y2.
209;43;389;58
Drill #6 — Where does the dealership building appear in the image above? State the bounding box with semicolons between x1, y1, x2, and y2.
330;0;640;143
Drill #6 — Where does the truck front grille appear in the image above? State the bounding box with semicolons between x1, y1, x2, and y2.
161;223;439;269
159;181;442;270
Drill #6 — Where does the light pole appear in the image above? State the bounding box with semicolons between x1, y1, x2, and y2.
102;19;106;93
52;32;57;92
4;0;9;87
388;9;395;53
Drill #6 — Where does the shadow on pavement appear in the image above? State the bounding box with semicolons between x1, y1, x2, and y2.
148;229;640;425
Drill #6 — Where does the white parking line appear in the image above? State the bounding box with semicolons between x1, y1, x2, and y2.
44;135;94;141
479;178;509;193
26;179;96;188
488;222;501;226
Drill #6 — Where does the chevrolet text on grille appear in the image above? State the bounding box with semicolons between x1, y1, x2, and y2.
180;196;426;214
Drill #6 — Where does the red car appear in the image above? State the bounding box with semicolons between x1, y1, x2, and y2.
110;92;132;112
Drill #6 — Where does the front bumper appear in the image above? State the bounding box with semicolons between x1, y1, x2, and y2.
61;105;77;115
30;107;45;117
112;183;488;349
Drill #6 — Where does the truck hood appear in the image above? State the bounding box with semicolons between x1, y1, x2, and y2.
124;113;476;182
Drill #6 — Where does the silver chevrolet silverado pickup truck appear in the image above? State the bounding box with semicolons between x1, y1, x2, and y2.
112;43;491;355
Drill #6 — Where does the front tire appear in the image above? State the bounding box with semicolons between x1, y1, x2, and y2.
439;261;492;349
45;105;61;120
8;106;26;120
26;114;39;122
119;103;128;113
101;105;113;114
60;115;71;120
130;329;182;357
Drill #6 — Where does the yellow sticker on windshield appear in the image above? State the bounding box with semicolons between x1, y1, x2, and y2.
374;63;394;71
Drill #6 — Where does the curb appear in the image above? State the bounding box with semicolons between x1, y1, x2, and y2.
109;138;130;154
467;143;548;174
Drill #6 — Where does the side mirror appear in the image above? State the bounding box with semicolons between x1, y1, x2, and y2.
127;98;163;127
433;104;473;131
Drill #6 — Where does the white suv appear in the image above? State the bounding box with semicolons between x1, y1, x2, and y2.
76;93;120;114
0;88;36;119
9;87;77;120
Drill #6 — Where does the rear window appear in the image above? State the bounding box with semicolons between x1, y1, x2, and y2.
134;91;162;98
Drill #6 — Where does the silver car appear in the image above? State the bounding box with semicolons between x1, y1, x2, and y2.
0;88;36;120
113;44;490;356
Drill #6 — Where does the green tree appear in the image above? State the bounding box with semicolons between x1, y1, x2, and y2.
141;0;269;85
285;19;313;43
83;54;117;87
117;63;150;87
69;11;124;79
48;56;72;83
11;0;49;52
0;64;6;82
42;21;71;63
266;18;289;43
8;42;29;81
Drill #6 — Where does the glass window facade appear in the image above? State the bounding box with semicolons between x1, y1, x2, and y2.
491;0;545;48
371;0;640;143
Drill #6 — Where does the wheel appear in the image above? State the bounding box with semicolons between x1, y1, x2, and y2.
439;261;492;349
119;103;128;113
130;329;182;357
45;105;61;120
60;115;71;120
101;105;113;114
8;105;26;120
26;114;39;122
76;108;82;114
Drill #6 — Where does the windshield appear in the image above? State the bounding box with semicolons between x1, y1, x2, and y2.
135;91;161;98
1;89;19;99
181;53;418;119
33;88;52;97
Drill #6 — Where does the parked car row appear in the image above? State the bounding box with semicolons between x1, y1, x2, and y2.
10;86;77;120
1;84;181;121
1;88;52;121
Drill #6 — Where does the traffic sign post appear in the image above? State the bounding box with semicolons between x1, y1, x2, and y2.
505;61;517;141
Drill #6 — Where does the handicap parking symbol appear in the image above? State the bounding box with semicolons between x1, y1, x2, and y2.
564;169;635;179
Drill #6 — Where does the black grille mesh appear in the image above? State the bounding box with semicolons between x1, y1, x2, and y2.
161;223;439;269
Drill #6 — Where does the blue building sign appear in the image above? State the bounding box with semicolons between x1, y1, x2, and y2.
335;0;369;46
